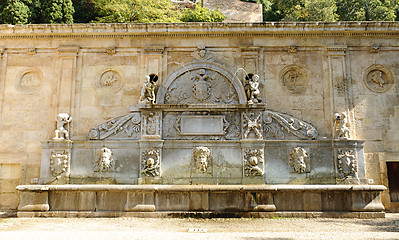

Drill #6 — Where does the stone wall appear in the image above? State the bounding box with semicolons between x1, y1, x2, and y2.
0;22;397;210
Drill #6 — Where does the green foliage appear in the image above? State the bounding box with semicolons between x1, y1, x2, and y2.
72;0;96;23
92;0;182;23
40;0;74;23
283;0;338;21
336;0;397;21
181;3;225;22
0;0;32;24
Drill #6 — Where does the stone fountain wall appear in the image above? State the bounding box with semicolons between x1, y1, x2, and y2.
0;23;397;211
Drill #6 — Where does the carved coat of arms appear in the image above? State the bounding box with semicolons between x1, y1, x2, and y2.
192;69;212;102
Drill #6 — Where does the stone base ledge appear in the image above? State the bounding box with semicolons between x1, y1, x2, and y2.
17;211;385;219
16;184;386;217
16;184;387;192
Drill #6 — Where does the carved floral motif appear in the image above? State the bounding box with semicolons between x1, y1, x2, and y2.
88;113;141;140
289;147;310;174
263;111;318;140
141;149;160;177
244;149;264;177
94;147;114;172
50;150;69;177
337;149;357;177
242;112;263;139
193;146;211;173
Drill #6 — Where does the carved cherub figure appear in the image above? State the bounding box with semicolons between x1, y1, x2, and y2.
139;75;158;104
334;112;351;139
54;113;72;140
245;74;262;104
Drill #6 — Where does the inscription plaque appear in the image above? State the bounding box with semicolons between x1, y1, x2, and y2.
181;115;224;135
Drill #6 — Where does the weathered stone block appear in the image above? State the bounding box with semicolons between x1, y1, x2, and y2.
18;191;49;211
49;191;96;211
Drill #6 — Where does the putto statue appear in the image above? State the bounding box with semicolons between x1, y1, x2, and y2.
193;146;211;173
244;74;262;104
334;112;351;139
139;74;158;104
54;113;72;140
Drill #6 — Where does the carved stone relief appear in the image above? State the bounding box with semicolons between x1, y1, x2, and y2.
242;112;263;139
50;150;69;177
88;112;141;140
139;75;158;104
364;65;394;93
16;69;42;93
337;149;357;178
94;147;115;172
280;65;307;93
142;112;161;137
193;146;211;173
263;111;318;140
334;112;351;139
192;47;212;61
163;112;240;140
164;68;239;104
98;69;122;92
244;149;264;177
141;149;160;177
289;147;310;174
54;113;72;140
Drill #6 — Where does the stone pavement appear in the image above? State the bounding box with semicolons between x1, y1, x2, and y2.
0;213;398;240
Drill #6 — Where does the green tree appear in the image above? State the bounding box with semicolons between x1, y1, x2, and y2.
72;0;96;23
283;0;338;21
40;0;74;23
0;0;32;24
181;3;225;22
93;0;182;23
336;0;397;21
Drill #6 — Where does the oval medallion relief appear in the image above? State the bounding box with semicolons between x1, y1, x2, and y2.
279;65;307;93
364;64;394;93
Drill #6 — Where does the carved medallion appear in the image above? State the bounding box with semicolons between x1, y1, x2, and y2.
280;66;307;93
141;149;160;177
16;69;42;93
50;150;69;177
98;69;122;92
289;147;310;174
94;147;115;172
337;149;357;177
193;146;211;173
244;149;264;177
364;65;393;93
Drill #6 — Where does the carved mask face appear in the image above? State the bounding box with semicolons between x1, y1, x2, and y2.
249;156;258;166
147;157;155;167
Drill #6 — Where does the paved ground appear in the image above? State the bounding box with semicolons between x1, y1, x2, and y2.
0;213;398;240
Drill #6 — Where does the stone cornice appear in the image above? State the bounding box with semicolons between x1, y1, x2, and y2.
0;22;399;39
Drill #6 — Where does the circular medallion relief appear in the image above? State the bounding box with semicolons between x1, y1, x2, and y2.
364;65;393;93
16;68;42;93
98;69;122;92
280;65;307;93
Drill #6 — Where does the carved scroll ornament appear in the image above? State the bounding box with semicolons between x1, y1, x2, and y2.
88;113;141;140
